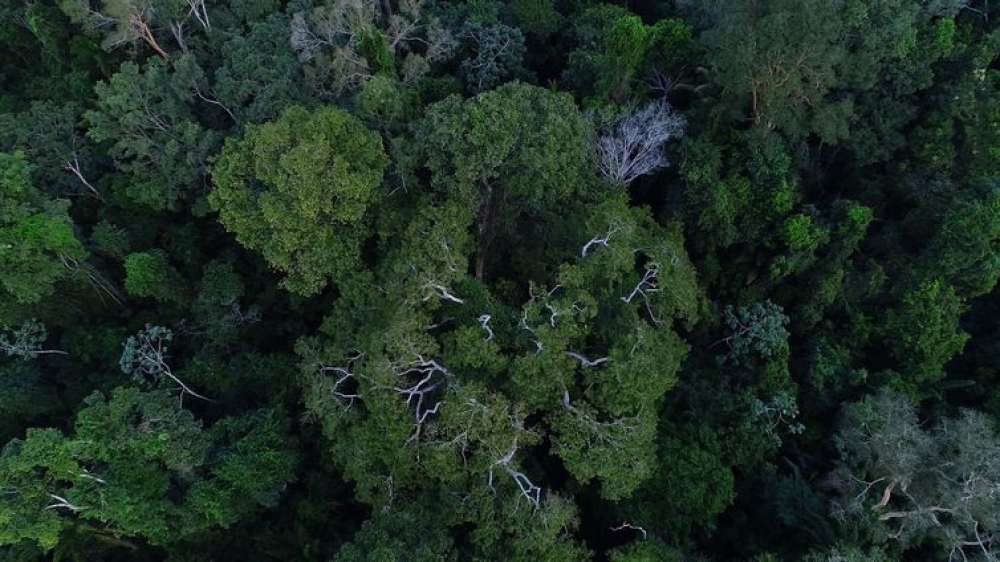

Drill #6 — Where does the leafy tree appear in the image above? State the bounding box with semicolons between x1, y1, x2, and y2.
0;101;100;199
833;390;1000;561
209;105;389;295
883;280;969;394
213;14;305;125
415;81;596;279
86;57;220;210
0;152;86;312
457;21;527;93
701;0;847;139
289;0;456;99
123;250;186;304
59;0;192;59
623;423;735;539
0;387;298;550
564;4;692;104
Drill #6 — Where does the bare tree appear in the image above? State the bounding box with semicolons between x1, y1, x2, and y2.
45;493;86;513
391;354;450;443
185;0;210;31
319;352;366;410
596;100;686;187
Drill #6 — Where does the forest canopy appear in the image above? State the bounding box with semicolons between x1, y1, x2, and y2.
1;0;999;561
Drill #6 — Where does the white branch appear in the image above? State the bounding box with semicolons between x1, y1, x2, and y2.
611;522;648;540
597;100;685;186
566;351;610;368
581;224;620;258
478;314;494;342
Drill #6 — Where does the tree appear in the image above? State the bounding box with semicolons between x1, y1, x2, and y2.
213;14;305;125
622;423;735;539
883;280;969;394
457;21;526;93
59;0;192;59
289;0;456;99
563;4;685;104
209;105;389;296
1;319;68;360
0;387;298;550
415;82;596;279
833;390;1000;561
716;301;790;367
123;250;186;304
702;0;847;139
0;101;100;199
0;151;86;311
119;325;212;403
86;57;220;210
596;100;686;187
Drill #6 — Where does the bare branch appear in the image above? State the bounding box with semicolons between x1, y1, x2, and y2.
581;223;620;258
566;351;610;368
478;314;494;342
611;522;648;540
597;100;685;186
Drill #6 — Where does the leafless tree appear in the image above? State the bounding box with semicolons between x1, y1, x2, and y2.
319;352;366;410
611;521;648;540
60;254;126;307
422;281;465;304
63;151;101;200
596;100;686;187
185;0;210;31
391;354;450;442
832;391;1000;561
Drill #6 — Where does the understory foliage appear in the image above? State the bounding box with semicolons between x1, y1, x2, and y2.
1;0;998;561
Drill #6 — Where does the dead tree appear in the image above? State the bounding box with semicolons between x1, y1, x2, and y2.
596;100;686;186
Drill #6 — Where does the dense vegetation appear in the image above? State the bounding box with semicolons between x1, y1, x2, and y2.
1;1;998;560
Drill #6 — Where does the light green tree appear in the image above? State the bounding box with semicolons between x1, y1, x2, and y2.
209;105;389;296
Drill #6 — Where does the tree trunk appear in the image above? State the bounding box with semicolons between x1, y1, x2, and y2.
475;184;501;281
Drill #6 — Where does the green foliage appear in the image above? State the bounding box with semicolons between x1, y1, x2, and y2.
458;22;527;93
0;387;298;550
0;152;86;309
210;105;388;295
2;1;999;560
564;4;687;103
123;251;185;304
719;301;790;366
625;423;735;538
86;58;220;210
884;280;969;394
834;390;1000;560
214;14;305;125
